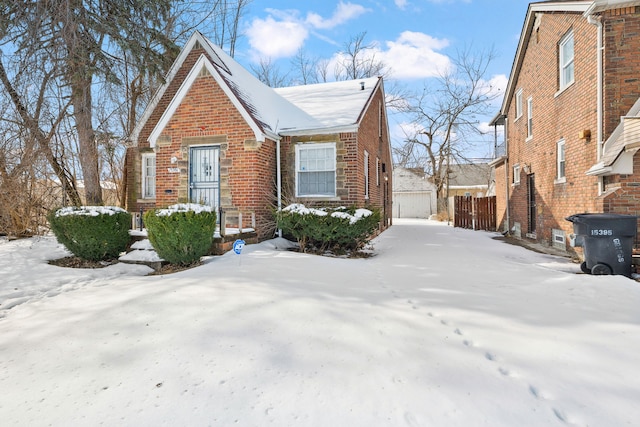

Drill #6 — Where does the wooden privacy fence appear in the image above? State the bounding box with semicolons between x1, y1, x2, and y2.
454;196;496;231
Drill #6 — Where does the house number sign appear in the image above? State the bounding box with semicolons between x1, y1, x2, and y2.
590;229;613;236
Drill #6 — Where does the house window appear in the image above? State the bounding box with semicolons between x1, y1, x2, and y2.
527;97;533;139
295;142;336;197
515;89;523;120
513;164;521;185
378;101;383;137
141;153;156;199
559;31;575;90
364;150;370;199
376;157;380;186
557;139;566;181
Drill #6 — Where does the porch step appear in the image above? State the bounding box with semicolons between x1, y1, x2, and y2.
119;239;165;271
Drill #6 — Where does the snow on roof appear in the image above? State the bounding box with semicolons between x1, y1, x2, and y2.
140;32;380;146
275;77;379;130
199;36;323;135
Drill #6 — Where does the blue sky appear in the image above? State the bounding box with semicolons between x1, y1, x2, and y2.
230;0;534;159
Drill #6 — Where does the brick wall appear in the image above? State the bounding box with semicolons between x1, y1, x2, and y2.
597;8;640;241
504;11;600;248
602;7;640;138
280;83;393;228
128;45;278;240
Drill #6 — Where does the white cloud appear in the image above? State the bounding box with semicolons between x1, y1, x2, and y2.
246;16;309;59
485;74;508;98
381;31;451;79
306;2;370;29
394;0;409;9
246;3;370;62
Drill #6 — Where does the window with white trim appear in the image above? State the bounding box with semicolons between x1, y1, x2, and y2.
515;89;523;119
295;143;336;197
559;31;575;90
513;164;521;185
141;153;156;199
557;139;566;180
376;157;380;186
364;150;370;199
527;96;533;139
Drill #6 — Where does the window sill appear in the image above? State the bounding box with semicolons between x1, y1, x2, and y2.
296;196;340;201
554;80;575;98
525;135;533;142
554;177;567;185
511;182;520;187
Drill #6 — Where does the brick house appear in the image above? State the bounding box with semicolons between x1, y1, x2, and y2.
124;32;393;244
490;0;640;251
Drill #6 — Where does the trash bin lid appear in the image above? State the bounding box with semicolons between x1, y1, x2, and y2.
566;213;638;237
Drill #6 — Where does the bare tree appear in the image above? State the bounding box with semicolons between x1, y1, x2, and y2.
250;57;291;88
0;0;177;205
290;49;319;85
395;46;499;214
334;31;387;81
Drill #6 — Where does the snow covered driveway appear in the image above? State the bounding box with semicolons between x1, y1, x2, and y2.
1;219;639;426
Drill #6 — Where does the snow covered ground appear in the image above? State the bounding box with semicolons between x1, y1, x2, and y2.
1;219;639;426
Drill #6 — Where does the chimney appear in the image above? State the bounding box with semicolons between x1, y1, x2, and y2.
360;81;365;90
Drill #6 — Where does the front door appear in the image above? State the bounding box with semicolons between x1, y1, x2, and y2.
527;173;536;235
189;146;220;211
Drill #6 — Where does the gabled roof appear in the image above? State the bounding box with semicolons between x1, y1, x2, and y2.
446;163;492;188
132;32;382;147
393;166;436;192
499;1;591;116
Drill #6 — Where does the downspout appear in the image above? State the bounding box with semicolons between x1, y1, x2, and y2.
276;137;283;238
588;14;604;162
504;118;510;234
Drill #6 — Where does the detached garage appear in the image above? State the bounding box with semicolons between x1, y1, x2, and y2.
392;167;437;218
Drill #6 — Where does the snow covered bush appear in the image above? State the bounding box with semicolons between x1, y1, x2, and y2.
143;204;217;265
48;206;132;261
277;204;380;254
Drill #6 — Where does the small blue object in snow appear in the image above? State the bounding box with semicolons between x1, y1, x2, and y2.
233;239;245;254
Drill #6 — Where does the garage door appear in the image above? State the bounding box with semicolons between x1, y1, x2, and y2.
393;192;433;218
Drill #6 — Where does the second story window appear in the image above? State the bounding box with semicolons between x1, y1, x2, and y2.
515;88;523;119
559;31;575;90
527;97;533;139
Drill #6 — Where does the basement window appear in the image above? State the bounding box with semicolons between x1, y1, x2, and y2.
552;229;566;250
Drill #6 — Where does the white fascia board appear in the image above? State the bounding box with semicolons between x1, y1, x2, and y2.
148;55;265;147
586;150;636;176
585;0;640;15
500;2;591;116
278;124;359;137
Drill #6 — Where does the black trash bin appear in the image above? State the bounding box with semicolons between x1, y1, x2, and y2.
566;213;637;277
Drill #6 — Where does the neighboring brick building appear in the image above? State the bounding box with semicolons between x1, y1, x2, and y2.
125;32;393;243
491;0;640;252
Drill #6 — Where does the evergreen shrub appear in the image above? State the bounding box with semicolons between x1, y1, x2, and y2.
48;206;132;261
277;204;381;254
144;204;217;265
